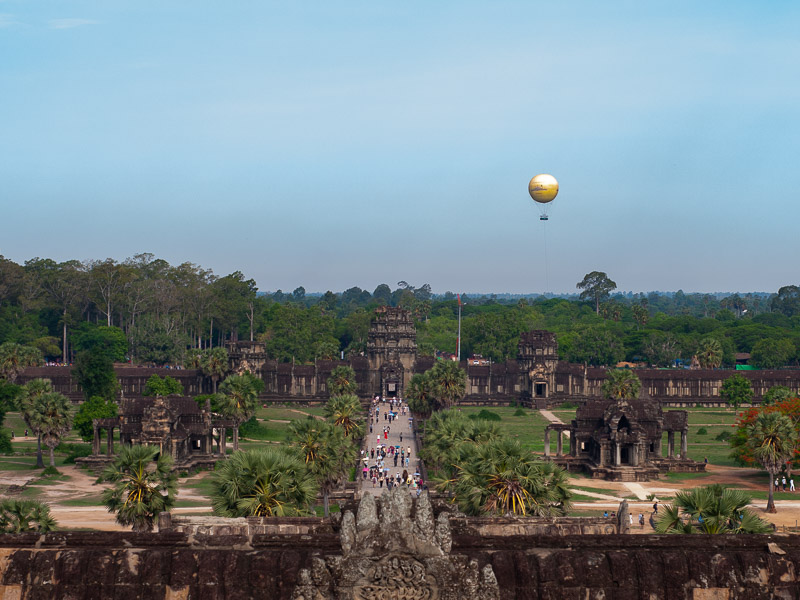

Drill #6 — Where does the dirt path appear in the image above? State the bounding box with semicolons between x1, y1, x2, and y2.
287;409;325;421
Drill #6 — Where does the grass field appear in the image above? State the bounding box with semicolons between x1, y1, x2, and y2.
570;485;623;497
457;406;552;452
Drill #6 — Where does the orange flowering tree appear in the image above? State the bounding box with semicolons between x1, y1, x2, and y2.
730;398;800;468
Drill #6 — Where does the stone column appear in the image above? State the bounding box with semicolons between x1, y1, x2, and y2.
599;442;608;467
544;428;551;457
667;431;675;459
92;423;101;455
220;427;227;456
655;435;662;458
631;444;639;466
556;431;563;457
106;427;114;457
570;434;578;457
615;442;621;467
681;429;688;459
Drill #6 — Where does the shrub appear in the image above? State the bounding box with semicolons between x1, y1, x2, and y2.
238;416;271;440
513;407;527;417
73;396;118;442
697;428;708;435
41;466;60;476
715;431;732;442
559;401;579;409
56;442;92;465
468;409;501;422
0;428;11;454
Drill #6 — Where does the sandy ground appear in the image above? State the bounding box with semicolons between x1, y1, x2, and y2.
5;462;798;532
4;409;799;532
569;463;800;532
0;465;215;531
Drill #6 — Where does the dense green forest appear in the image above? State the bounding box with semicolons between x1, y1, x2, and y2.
1;254;800;368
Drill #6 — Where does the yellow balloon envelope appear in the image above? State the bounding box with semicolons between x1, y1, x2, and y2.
528;174;559;204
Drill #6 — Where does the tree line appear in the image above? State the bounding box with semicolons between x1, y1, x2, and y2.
3;255;800;368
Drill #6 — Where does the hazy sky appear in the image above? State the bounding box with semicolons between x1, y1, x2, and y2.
2;1;799;295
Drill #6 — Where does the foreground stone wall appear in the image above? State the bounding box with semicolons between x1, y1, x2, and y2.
1;530;798;599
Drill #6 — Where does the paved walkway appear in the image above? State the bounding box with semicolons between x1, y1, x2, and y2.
539;409;571;437
359;400;421;497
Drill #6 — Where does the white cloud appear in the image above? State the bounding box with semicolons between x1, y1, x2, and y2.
48;18;99;30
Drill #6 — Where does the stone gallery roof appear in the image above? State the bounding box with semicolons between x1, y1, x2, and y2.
664;410;689;430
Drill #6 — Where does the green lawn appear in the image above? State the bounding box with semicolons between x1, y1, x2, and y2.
570;485;622;497
457;407;552;453
58;495;105;507
254;406;326;421
0;455;70;470
183;473;216;498
659;427;739;467
550;409;577;423
4;412;28;435
663;471;712;481
570;493;606;502
743;489;799;501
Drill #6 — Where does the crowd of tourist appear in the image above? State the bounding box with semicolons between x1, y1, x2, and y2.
361;396;425;495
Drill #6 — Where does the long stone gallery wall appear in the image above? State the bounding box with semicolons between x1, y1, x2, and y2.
2;489;799;600
1;531;798;599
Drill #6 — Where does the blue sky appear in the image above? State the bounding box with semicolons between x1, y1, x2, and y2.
2;1;799;294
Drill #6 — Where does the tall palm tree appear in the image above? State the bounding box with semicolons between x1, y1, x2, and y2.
100;445;177;532
0;342;43;383
697;338;723;369
209;448;317;517
428;360;467;409
324;394;364;438
421;410;501;469
217;373;261;451
601;369;641;401
654;485;772;534
185;348;204;369
37;391;73;467
201;347;229;393
327;365;358;397
746;412;798;513
406;372;435;418
288;419;356;516
0;499;58;533
440;437;571;517
19;378;54;468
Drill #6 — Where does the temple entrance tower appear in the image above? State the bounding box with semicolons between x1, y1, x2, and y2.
367;307;417;398
517;331;559;401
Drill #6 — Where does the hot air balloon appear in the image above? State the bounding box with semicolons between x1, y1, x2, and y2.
528;174;559;221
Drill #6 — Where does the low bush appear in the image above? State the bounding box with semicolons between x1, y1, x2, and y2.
56;443;92;465
238;417;271;440
468;409;501;422
697;427;708;435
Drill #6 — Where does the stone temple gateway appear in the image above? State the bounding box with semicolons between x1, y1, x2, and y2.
545;395;704;481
